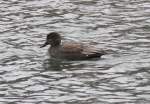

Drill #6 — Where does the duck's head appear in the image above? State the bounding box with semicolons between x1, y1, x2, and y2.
41;32;61;47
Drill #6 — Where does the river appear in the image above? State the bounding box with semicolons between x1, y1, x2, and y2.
0;0;150;104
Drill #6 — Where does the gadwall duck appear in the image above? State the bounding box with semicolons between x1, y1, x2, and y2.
41;32;106;60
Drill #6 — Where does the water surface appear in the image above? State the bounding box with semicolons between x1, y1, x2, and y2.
0;0;150;104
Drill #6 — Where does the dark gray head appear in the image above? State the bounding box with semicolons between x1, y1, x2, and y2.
41;32;61;47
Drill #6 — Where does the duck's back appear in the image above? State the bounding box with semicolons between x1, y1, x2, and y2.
61;42;83;53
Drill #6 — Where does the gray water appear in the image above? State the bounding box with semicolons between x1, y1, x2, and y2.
0;0;150;104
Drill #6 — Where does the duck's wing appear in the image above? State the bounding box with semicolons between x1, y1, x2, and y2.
60;43;83;53
82;45;106;58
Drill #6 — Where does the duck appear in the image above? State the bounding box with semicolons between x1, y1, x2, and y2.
41;32;106;60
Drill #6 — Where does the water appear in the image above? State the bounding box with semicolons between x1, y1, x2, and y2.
0;0;150;104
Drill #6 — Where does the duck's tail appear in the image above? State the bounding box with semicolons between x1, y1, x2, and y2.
86;50;107;58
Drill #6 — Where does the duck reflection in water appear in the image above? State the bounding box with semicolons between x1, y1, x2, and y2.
43;58;87;71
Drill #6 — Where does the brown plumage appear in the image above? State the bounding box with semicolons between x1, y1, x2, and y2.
41;32;106;60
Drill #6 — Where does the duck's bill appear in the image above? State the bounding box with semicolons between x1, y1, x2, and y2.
40;41;49;48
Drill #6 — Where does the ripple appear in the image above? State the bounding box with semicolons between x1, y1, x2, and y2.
0;0;150;104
